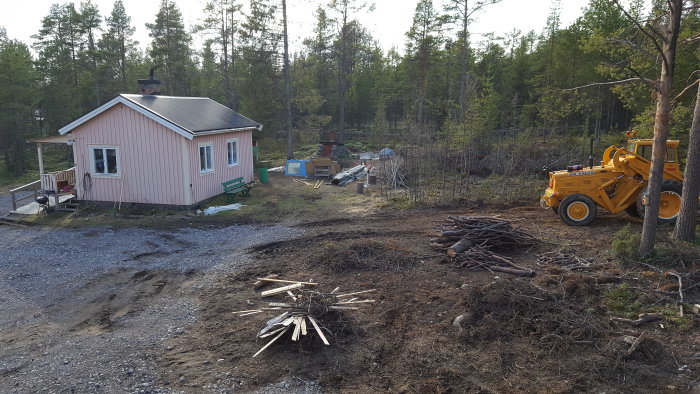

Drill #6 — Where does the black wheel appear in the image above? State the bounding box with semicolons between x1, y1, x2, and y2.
559;194;597;226
636;180;682;225
625;204;640;218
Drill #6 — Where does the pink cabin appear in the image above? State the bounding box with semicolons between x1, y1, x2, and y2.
54;93;262;208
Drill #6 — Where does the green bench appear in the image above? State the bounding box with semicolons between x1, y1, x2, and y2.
222;177;253;202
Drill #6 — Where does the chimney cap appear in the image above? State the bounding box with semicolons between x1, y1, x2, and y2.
138;67;160;84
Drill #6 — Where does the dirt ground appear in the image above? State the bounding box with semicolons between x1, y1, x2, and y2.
2;173;699;393
157;205;700;393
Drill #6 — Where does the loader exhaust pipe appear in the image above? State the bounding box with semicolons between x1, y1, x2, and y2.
589;138;595;169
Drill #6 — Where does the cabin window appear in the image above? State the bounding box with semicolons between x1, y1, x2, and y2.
227;139;239;166
199;144;213;173
635;145;678;162
90;146;119;176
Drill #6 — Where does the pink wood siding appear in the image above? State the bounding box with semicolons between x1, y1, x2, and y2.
188;131;254;204
71;103;187;205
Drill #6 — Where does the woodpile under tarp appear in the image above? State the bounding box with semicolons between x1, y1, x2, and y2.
433;216;538;276
234;277;375;357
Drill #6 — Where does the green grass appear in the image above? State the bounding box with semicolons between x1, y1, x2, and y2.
601;283;694;330
602;283;642;318
611;224;641;259
200;179;379;222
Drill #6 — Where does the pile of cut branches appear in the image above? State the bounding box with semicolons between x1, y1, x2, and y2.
433;216;538;276
537;250;592;270
233;277;375;357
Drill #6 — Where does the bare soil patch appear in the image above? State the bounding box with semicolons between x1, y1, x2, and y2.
160;207;699;393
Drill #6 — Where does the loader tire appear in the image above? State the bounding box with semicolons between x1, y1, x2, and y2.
625;204;640;218
636;180;682;225
559;194;597;226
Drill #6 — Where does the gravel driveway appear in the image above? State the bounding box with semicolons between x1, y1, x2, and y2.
0;223;302;393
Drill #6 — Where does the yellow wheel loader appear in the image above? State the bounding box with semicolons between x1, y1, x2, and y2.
540;136;684;226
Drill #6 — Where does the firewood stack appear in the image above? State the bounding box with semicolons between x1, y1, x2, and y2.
433;216;538;276
233;277;375;357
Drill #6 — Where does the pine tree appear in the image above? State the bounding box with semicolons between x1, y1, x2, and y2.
238;0;281;126
328;0;373;143
0;41;37;174
198;0;242;109
147;0;194;96
98;0;136;96
78;0;102;106
405;0;445;128
33;3;85;130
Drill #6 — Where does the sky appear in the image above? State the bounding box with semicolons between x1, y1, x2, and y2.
0;0;590;55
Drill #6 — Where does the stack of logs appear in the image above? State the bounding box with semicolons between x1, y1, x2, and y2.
433;216;538;277
233;277;375;357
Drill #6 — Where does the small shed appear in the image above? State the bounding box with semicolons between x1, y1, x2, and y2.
57;94;262;208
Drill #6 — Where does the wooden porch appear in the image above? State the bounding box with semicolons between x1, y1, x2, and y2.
8;134;79;214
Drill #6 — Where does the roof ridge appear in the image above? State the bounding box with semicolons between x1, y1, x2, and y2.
120;93;209;100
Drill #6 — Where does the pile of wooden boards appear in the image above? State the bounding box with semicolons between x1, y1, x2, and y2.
292;179;325;189
233;277;375;357
432;216;538;277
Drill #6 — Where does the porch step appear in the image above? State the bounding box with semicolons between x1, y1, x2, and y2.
57;201;79;212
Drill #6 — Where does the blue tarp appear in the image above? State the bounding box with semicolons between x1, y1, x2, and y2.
285;160;310;177
379;148;395;156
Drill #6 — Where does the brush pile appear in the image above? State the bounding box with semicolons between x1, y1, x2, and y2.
233;277;375;357
537;250;592;270
433;216;538;276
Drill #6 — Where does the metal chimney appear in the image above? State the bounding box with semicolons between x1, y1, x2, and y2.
137;68;161;95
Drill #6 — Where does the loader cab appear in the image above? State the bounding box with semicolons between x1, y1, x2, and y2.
627;140;679;163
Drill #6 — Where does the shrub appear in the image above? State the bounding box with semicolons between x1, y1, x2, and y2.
611;224;640;258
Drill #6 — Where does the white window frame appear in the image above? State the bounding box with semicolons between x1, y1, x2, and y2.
199;143;214;174
89;145;120;177
226;138;239;167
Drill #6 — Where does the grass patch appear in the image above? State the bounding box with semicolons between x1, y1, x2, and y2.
199;175;382;223
602;283;694;330
651;305;694;331
602;283;642;318
611;224;641;259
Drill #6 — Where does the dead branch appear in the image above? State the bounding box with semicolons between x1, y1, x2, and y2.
538;250;592;270
559;77;657;92
667;271;685;316
672;78;699;102
627;331;648;355
610;0;666;64
610;312;663;327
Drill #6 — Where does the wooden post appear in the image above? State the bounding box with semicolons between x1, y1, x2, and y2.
37;143;45;180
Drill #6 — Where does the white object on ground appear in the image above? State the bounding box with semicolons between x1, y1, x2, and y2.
267;166;285;172
203;203;244;215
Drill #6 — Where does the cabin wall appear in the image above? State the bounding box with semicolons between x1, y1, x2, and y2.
188;130;254;204
72;103;188;205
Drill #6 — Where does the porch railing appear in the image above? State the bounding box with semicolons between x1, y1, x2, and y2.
41;167;76;193
10;180;41;211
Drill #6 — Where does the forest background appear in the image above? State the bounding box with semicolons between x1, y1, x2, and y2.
0;0;698;209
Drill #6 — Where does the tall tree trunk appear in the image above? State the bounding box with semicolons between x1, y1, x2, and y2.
458;1;468;119
673;79;700;241
638;0;682;256
282;0;293;160
338;86;347;143
120;38;127;92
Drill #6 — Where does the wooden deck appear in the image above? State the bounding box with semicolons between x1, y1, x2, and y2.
11;194;75;215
